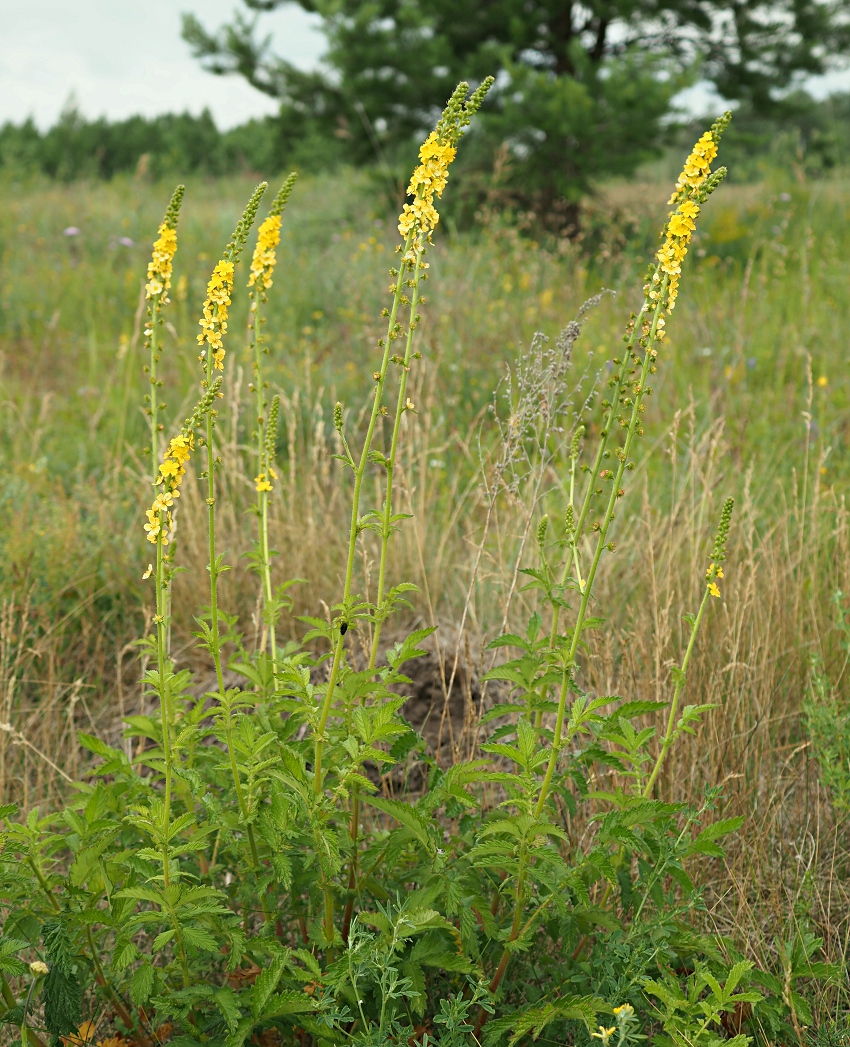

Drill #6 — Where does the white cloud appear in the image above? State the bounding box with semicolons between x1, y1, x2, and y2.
0;0;325;129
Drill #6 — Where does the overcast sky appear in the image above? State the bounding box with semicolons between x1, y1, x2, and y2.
3;2;849;131
2;0;325;129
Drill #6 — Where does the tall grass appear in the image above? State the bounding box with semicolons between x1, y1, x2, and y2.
0;121;848;1041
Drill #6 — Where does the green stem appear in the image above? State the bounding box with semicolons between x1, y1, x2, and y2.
534;671;572;819
261;493;278;681
539;286;667;813
312;232;414;949
368;246;423;670
155;532;174;890
204;411;226;701
1;973;14;1010
149;299;160;475
86;927;137;1034
340;794;360;943
643;581;713;797
547;303;650;648
313;232;414;790
252;294;279;680
487;286;669;1021
204;403;262;869
27;854;60;911
165;900;191;989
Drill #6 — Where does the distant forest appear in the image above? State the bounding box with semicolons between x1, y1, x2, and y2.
2;93;850;184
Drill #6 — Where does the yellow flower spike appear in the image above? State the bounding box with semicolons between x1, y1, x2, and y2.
708;581;721;598
249;213;283;290
145;430;198;545
654;114;730;313
197;259;236;370
396;79;494;249
145;223;178;302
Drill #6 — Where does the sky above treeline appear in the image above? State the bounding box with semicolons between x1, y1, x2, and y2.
2;0;324;129
3;0;850;131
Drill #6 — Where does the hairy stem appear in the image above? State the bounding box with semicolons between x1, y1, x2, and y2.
205;381;261;872
313;232;414;790
547;303;649;648
368;246;423;670
643;579;714;797
312;232;414;948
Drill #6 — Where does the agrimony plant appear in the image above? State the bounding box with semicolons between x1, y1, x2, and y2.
1;95;831;1047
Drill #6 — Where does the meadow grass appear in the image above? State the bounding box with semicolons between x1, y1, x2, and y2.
1;136;849;1040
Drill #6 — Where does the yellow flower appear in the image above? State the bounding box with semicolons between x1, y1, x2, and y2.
197;259;236;371
613;1004;634;1017
145;223;178;301
29;960;49;976
708;581;721;598
254;472;273;493
397;131;458;245
146;432;195;544
706;562;724;579
652;121;727;312
817;375;828;387
248;214;283;290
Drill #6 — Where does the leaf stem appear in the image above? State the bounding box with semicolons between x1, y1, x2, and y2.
643;579;714;797
368;245;423;670
313;232;414;791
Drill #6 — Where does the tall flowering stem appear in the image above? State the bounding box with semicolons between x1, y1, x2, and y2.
144;185;184;477
247;173;297;681
316;78;493;947
255;396;281;675
550;124;730;644
644;497;734;796
144;379;222;894
538;112;730;815
368;79;492;670
196;182;268;866
479;113;732;1025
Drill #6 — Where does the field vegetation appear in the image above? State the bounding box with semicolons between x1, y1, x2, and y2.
0;91;849;1045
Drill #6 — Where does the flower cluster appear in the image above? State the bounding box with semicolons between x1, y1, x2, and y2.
197;259;235;370
145;222;178;300
706;561;724;598
670;131;719;197
143;379;221;550
248;214;283;291
396;79;493;248
397;132;457;243
649;121;727;313
254;467;277;493
145;432;194;545
255;396;280;493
